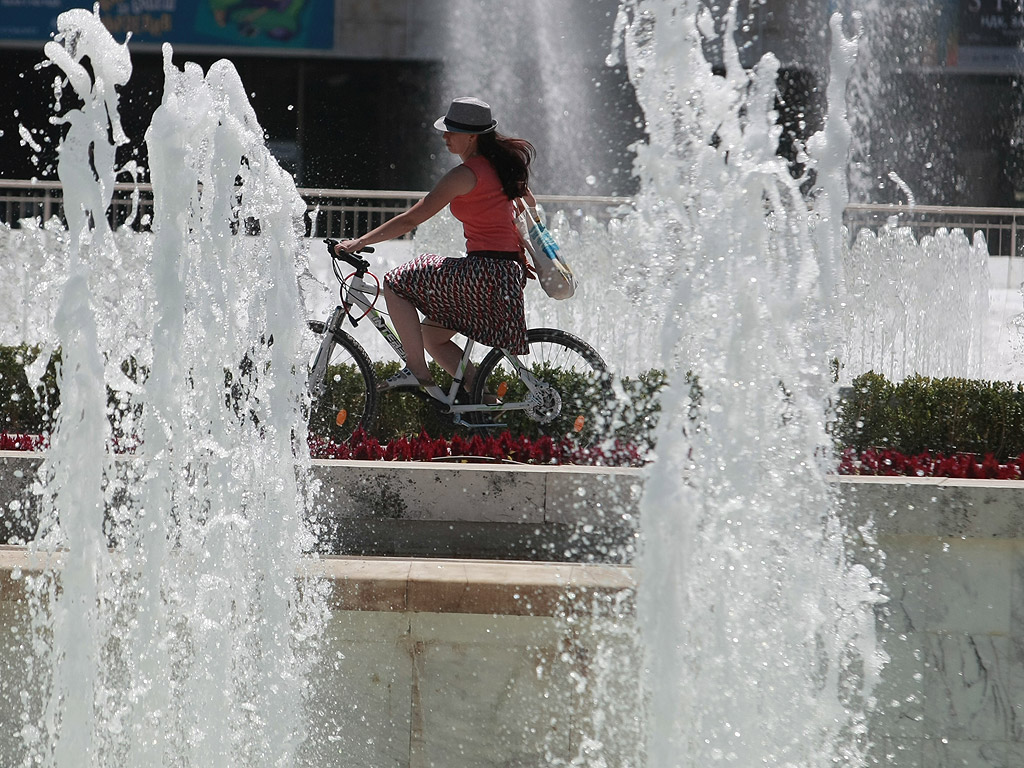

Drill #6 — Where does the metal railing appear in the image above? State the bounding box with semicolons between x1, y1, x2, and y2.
4;180;1023;256
0;180;632;238
0;180;69;227
844;203;1024;257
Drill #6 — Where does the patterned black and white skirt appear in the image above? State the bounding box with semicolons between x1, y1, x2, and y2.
384;251;529;354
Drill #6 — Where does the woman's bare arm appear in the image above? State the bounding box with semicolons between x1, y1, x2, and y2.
339;165;477;252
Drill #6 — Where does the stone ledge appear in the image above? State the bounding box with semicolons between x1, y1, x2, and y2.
1;451;644;525
310;458;644;524
0;546;636;617
1;452;645;560
829;475;1024;538
5;452;1024;549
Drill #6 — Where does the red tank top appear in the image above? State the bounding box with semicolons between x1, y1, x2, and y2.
449;155;522;253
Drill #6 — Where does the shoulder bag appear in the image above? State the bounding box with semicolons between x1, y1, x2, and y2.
514;199;577;300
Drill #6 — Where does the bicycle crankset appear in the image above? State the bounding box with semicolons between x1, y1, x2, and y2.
525;386;561;423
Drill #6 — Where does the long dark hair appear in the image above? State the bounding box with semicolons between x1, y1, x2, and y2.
477;132;535;200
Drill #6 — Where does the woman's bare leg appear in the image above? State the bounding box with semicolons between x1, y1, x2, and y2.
421;323;501;402
383;285;433;382
422;324;472;384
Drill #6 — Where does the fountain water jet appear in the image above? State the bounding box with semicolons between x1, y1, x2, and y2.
616;3;886;765
0;2;1003;767
440;0;641;196
15;9;327;768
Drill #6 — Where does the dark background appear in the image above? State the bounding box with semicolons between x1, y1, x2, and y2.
0;48;445;191
2;0;1024;206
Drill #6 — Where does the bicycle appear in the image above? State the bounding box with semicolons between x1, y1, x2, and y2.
307;238;612;444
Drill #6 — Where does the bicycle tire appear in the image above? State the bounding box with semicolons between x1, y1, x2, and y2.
308;329;379;443
471;328;613;443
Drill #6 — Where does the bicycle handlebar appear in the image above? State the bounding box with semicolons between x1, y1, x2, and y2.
323;238;374;273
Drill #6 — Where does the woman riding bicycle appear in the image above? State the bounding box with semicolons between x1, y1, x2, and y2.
335;96;535;401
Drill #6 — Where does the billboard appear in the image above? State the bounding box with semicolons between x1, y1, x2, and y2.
951;0;1024;72
0;0;334;50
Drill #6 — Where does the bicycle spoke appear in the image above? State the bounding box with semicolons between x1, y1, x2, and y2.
472;329;613;445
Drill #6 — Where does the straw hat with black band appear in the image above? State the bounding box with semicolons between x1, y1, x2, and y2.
433;97;498;134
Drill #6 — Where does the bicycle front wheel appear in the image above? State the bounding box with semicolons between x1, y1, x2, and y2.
472;328;613;443
308;329;378;443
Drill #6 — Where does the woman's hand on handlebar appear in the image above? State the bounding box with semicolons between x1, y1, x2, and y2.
324;237;373;260
335;239;360;256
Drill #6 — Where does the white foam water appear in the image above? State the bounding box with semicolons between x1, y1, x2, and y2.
841;224;990;381
0;3;1003;767
15;9;326;768
615;4;886;766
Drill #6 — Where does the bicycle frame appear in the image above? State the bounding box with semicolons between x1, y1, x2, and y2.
311;254;554;426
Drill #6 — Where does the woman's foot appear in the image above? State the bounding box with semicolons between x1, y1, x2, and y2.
378;367;445;401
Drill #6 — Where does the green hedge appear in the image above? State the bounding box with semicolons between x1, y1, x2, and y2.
0;345;59;434
833;371;1024;460
310;359;667;445
1;344;667;448
14;343;1022;462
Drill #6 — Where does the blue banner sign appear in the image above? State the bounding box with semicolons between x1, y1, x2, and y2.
0;0;334;50
954;0;1024;71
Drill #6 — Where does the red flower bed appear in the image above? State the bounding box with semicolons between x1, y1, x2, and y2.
308;428;645;466
0;433;49;452
838;447;1024;480
9;429;1024;476
0;429;645;467
11;428;1024;476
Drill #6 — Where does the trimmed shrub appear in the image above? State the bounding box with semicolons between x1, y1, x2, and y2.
834;372;1024;460
2;343;667;453
309;357;668;447
0;345;59;434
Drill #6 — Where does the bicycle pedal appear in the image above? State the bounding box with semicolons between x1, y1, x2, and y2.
308;320;326;334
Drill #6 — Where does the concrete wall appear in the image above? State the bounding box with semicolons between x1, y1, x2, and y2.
838;477;1024;768
310;459;643;561
0;452;645;561
0;547;641;768
3;454;1024;766
298;475;1024;768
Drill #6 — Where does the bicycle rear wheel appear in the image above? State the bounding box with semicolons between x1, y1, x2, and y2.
471;328;613;443
308;329;378;443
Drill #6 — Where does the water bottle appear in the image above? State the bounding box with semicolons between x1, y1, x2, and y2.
530;223;561;262
526;207;560;262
